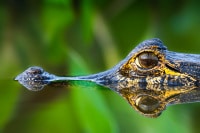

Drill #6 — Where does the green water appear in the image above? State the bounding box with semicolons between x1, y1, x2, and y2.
1;1;200;133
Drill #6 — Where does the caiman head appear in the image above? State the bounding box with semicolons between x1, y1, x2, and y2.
15;38;200;118
96;38;200;117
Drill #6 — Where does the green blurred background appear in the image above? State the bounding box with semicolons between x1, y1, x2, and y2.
1;0;200;133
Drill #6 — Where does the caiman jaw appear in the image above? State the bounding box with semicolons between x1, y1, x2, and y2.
15;38;200;118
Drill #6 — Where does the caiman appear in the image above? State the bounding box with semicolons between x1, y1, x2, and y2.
15;38;200;118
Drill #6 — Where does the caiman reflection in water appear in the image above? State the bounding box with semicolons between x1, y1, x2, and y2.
15;38;200;118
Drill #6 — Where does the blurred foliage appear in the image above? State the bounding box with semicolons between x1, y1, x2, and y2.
1;0;200;133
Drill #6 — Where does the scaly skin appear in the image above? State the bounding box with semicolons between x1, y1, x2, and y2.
15;38;200;118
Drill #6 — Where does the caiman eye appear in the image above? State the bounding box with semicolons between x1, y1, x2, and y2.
136;95;160;113
135;52;158;69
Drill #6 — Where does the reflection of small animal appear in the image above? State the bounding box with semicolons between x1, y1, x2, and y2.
15;38;200;118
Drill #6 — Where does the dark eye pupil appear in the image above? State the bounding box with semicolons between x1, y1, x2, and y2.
137;96;160;113
138;52;158;68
